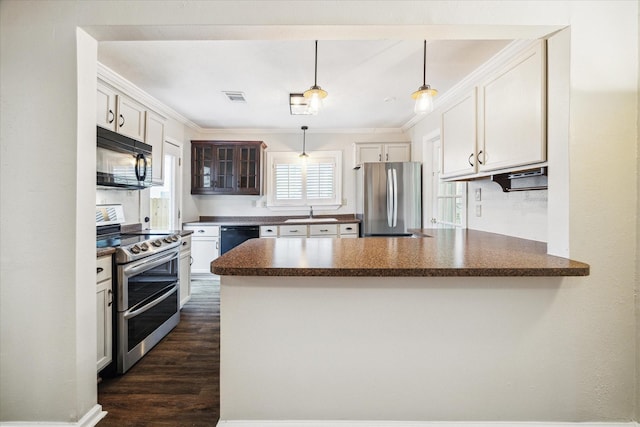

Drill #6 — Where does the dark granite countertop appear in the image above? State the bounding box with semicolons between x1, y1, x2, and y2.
211;228;589;277
184;215;360;227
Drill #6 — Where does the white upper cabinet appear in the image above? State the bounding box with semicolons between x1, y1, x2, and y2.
441;88;477;178
440;40;547;180
97;81;146;143
145;110;166;185
116;95;146;142
354;142;411;167
96;82;117;131
478;40;546;172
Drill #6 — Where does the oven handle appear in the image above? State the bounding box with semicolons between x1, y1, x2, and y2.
124;285;177;320
122;250;178;278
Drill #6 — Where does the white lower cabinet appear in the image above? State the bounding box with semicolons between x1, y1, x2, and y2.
183;225;219;277
339;223;359;238
96;255;113;373
260;225;278;238
260;222;359;239
309;224;338;237
179;234;192;308
279;225;307;238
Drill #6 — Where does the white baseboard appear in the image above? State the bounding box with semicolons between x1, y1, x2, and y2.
0;404;106;427
216;421;639;427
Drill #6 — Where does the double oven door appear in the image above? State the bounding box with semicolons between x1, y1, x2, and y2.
116;248;180;374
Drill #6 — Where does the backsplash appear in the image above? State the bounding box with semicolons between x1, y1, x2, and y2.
467;179;547;242
96;188;150;227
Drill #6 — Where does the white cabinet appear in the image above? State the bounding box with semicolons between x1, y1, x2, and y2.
309;224;338;237
183;225;220;277
96;81;146;142
279;224;307;238
260;225;278;238
117;96;146;142
96;255;113;373
179;234;192;308
145;110;166;185
441;88;478;179
440;41;547;181
479;40;546;172
260;222;359;238
354;142;411;167
339;223;359;238
97;83;117;130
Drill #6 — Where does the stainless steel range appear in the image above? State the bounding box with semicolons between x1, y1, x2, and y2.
97;204;181;374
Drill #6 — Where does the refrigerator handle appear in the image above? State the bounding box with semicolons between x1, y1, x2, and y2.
387;168;393;227
392;168;398;227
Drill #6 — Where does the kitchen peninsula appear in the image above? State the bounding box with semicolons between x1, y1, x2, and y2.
212;230;589;424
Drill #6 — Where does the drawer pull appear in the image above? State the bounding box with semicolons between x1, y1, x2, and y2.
320;229;329;232
198;230;205;233
266;229;273;232
289;230;299;233
346;227;353;231
97;267;104;274
182;241;188;246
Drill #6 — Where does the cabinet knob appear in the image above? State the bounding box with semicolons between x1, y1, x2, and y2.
182;241;187;246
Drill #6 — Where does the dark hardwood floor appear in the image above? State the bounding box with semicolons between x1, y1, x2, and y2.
98;279;220;427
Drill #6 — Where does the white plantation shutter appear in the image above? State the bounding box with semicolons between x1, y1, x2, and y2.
275;163;303;200
267;151;342;207
306;161;334;200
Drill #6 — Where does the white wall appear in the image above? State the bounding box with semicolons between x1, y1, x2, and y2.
186;130;408;220
0;0;637;424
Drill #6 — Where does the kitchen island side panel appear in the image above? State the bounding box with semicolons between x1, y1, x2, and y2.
219;275;598;422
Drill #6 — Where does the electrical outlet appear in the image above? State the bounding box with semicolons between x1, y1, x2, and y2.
475;188;481;201
475;205;482;217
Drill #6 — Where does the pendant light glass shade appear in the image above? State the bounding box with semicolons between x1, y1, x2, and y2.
299;126;309;158
412;40;438;114
303;40;327;114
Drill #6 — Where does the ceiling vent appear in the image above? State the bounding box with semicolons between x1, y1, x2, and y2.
223;91;247;103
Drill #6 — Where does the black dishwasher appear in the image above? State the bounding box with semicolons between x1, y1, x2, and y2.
220;225;260;255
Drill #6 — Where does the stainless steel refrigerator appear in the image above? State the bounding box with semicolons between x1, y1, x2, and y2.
355;162;422;236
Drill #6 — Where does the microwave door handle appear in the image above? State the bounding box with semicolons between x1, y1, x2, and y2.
140;153;148;181
134;153;142;181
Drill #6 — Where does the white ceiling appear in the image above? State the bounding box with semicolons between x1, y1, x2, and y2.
98;39;511;131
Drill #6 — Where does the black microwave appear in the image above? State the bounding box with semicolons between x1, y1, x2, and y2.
97;126;152;189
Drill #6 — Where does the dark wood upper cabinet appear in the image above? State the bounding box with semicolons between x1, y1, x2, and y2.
191;140;266;195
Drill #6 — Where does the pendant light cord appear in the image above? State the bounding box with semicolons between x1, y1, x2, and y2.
314;40;319;87
422;40;427;87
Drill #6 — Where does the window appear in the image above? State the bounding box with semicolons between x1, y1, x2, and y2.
267;151;342;207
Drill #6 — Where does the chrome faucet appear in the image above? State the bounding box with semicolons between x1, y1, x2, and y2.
309;206;313;218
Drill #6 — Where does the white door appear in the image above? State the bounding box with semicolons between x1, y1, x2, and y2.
431;141;467;229
150;140;182;230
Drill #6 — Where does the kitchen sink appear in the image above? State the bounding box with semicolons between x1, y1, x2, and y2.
284;218;338;223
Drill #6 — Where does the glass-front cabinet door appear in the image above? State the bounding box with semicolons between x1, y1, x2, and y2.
237;145;260;194
191;143;214;191
191;140;265;195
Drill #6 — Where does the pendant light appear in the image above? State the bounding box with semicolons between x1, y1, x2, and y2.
303;40;328;114
411;40;438;114
299;126;309;158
